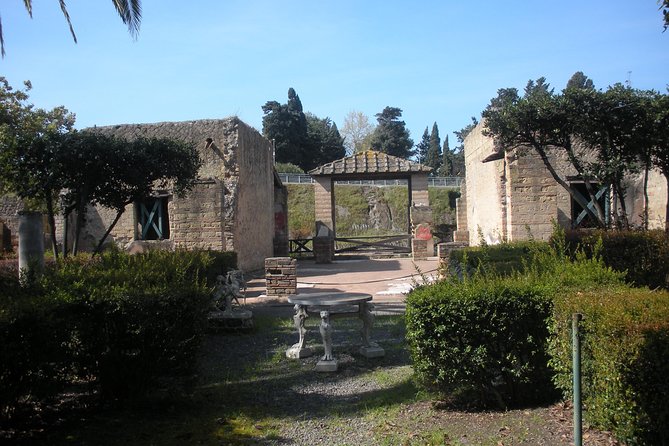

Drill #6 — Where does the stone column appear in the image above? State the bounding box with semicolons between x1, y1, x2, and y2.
410;204;433;260
18;211;45;279
313;176;335;263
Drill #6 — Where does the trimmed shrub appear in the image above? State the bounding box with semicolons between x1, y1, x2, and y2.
563;229;669;289
448;241;549;277
406;276;556;408
549;287;669;445
39;249;214;399
0;274;70;418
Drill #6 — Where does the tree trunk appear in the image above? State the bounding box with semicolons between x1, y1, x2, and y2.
45;194;59;259
643;160;650;230
72;196;86;256
93;209;125;256
533;144;604;226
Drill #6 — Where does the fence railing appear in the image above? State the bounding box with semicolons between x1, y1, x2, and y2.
277;173;463;188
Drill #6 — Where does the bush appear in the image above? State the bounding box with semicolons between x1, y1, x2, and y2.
0;249;223;415
563;229;669;289
0;275;70;418
406;275;556;408
448;241;548;277
549;287;669;445
40;249;214;399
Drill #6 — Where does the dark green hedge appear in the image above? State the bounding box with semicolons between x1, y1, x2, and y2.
549;287;669;445
406;276;556;408
1;249;235;417
563;229;669;290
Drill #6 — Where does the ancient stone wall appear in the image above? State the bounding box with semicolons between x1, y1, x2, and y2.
463;125;507;245
0;195;23;249
462;122;668;242
233;122;275;270
87;117;275;271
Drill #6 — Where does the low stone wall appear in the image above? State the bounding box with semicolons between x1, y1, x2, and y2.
437;242;468;277
265;257;297;296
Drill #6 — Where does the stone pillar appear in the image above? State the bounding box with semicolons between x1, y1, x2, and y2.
313;176;334;233
313;221;334;264
437;242;468;278
453;183;470;243
265;257;297;296
18;211;45;279
410;204;433;260
273;184;289;256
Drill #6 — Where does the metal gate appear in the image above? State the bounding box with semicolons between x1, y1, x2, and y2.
334;234;411;254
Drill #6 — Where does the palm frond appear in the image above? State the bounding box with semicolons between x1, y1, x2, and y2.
24;0;33;18
58;0;77;43
0;16;5;58
112;0;142;38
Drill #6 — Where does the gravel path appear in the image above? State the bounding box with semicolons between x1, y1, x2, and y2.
197;308;622;446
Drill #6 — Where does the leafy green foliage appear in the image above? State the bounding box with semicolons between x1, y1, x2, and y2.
368;107;414;159
425;122;441;171
286;184;315;238
415;127;430;164
340;110;375;155
482;74;669;229
263;89;345;171
549;287;669;445
0;249;226;415
406;276;556;409
262;88;309;169
305;113;346;170
274;162;304;173
562;229;669;289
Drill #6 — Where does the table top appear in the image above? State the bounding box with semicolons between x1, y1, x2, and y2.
287;292;372;307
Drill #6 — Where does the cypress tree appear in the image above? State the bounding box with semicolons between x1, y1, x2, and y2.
425;122;441;171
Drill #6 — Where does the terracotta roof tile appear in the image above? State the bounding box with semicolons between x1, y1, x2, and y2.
309;151;431;175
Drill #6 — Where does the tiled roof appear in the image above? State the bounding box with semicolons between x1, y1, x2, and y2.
309;151;431;176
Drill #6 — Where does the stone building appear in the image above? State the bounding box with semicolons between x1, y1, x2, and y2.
0;117;287;272
455;123;667;245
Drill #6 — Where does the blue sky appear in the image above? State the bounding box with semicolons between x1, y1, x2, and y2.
2;0;668;146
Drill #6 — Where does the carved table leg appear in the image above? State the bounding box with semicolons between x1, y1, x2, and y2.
286;304;312;359
315;310;338;372
359;302;385;358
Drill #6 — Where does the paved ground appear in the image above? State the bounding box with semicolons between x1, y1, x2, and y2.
244;255;440;315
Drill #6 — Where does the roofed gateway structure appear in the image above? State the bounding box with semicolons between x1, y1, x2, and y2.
308;150;433;262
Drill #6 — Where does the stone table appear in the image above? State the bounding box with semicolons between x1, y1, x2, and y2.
286;292;385;372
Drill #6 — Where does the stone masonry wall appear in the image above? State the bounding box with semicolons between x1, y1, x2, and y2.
463;124;507;245
233;121;275;271
88;117;275;271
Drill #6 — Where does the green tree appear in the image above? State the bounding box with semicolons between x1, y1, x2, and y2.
274;162;304;173
661;0;669;30
262;88;309;170
0;77;75;256
305;113;346;170
2;0;142;57
648;91;669;231
340;110;375;155
565;71;595;91
415;127;430;164
425;122;442;171
368;106;414;158
482;74;664;229
438;135;451;176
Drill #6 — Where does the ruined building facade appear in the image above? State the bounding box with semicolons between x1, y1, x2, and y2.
0;117;287;272
455;123;668;245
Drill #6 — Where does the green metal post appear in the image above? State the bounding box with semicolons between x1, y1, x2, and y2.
573;313;583;446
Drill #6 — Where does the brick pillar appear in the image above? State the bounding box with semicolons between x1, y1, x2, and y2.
412;239;429;260
437;242;468;278
265;257;297;296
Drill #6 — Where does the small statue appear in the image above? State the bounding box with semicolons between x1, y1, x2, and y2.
213;270;246;313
